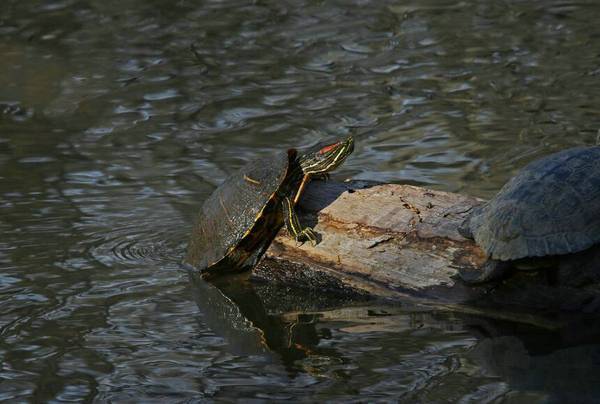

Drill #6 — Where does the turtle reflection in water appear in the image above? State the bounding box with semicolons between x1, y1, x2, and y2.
185;137;354;276
459;146;600;284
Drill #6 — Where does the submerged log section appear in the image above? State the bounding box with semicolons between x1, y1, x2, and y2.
253;181;600;316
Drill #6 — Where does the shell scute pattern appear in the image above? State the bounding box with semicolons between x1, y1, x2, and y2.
185;151;293;272
469;147;600;261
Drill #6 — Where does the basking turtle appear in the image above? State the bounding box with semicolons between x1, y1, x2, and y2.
184;137;354;276
459;146;600;284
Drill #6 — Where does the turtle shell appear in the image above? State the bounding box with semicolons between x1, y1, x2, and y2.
185;149;298;274
467;146;600;261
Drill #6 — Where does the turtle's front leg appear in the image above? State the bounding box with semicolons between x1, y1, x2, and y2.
292;173;329;205
282;196;318;245
293;174;311;204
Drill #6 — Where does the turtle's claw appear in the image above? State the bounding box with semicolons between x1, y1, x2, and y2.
296;227;318;246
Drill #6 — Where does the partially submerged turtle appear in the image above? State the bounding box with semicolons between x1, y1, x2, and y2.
185;137;354;276
459;146;600;284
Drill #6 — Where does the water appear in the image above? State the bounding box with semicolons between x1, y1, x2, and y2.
1;0;600;401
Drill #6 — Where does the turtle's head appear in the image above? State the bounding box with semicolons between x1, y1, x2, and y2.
299;136;354;174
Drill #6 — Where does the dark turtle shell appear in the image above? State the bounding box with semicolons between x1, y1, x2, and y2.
185;149;298;274
465;146;600;261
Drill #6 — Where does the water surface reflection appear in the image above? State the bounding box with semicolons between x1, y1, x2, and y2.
2;0;600;401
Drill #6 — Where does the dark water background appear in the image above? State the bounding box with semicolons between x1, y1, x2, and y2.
1;0;600;402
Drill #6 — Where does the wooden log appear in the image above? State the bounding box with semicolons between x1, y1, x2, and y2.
256;180;486;298
251;180;600;321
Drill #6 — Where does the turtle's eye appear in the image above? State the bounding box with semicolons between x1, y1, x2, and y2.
318;143;339;155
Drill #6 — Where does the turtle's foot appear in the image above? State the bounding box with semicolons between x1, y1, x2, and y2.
457;220;474;240
295;227;319;246
458;260;513;285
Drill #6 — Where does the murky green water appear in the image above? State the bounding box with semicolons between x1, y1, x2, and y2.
2;0;600;402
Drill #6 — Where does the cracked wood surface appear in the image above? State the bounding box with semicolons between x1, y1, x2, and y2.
258;180;487;298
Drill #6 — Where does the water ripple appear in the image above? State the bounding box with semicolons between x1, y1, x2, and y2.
2;0;600;401
89;223;186;267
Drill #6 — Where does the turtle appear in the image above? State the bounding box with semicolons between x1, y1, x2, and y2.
458;146;600;284
184;136;354;277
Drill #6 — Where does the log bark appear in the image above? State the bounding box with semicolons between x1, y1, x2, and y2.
251;180;600;322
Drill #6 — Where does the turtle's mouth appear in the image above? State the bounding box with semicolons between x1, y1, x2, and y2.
341;136;354;156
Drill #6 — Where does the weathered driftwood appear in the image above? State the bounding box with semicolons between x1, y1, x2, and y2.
251;180;600;321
